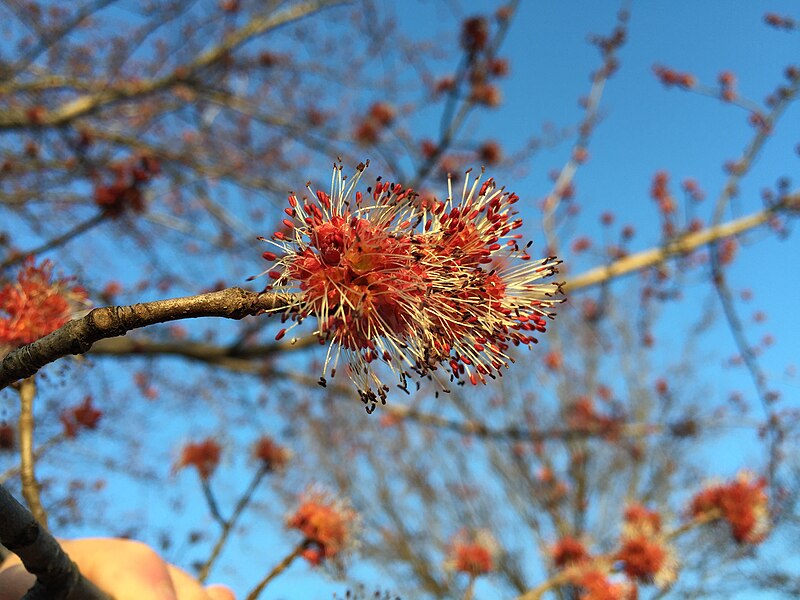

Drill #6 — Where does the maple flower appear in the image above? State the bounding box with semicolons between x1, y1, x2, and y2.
577;570;636;600
617;503;677;588
445;529;499;577
0;259;88;352
260;162;564;412
251;435;292;472
175;438;222;480
60;395;103;438
689;471;769;544
551;535;589;568
286;485;359;566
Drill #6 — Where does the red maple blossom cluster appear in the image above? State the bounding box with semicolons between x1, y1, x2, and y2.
260;163;563;412
286;486;359;566
576;570;636;600
60;396;103;438
616;504;676;588
176;438;222;480
445;529;498;577
689;471;769;544
354;102;397;145
551;535;589;569
251;435;291;472
93;154;161;216
0;259;88;350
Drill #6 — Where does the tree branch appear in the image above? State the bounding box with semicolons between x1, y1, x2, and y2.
565;195;798;293
0;484;111;600
0;288;294;391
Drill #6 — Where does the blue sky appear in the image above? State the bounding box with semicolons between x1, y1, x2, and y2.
2;1;799;598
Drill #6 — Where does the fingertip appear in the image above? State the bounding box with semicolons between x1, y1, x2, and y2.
206;584;236;600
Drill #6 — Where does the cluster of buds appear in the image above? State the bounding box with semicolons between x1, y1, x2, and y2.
764;12;796;30
430;15;509;108
718;71;737;102
286;485;359;566
652;65;696;89
260;163;564;412
93;154;161;216
0;259;88;353
690;471;769;544
650;170;679;238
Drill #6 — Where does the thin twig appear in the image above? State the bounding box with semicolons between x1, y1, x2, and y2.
565;197;797;293
17;377;47;530
197;464;270;583
0;212;108;271
244;539;309;600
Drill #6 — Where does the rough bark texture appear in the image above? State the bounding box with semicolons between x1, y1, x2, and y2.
0;288;294;391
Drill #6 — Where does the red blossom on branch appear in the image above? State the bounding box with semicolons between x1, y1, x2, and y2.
0;259;88;351
576;569;636;600
251;435;291;472
286;486;359;566
689;471;769;544
550;535;589;568
60;396;103;438
259;163;564;412
93;154;161;216
445;529;498;577
176;438;222;480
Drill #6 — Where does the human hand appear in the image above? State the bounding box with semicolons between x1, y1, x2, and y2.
0;538;234;600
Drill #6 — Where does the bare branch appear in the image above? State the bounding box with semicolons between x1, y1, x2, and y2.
0;288;295;390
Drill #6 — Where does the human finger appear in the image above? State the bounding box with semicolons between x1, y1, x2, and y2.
0;563;34;600
205;583;237;600
61;538;179;600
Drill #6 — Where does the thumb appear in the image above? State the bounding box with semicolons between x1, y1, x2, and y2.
206;584;236;600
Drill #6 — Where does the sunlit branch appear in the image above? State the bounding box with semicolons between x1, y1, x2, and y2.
565;194;799;293
17;377;48;530
0;288;295;390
